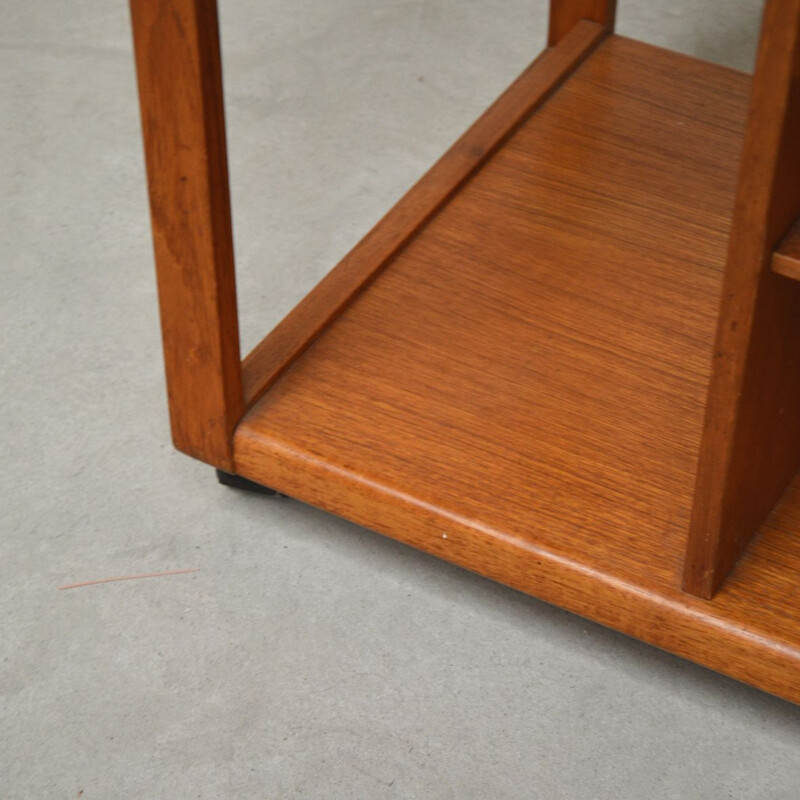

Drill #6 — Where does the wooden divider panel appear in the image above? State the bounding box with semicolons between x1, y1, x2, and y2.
685;0;800;598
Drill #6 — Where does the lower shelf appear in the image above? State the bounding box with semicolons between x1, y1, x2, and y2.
233;36;800;703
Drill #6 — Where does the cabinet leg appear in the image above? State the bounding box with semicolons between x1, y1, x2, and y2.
216;469;280;496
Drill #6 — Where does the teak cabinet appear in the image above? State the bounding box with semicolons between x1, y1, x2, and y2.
130;0;800;704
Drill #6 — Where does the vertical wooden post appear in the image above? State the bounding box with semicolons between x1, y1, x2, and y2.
684;0;800;598
130;0;243;471
548;0;617;46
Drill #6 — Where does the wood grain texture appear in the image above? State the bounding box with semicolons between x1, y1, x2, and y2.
684;0;800;598
231;39;800;702
131;0;243;469
241;21;607;408
772;218;800;279
548;0;617;46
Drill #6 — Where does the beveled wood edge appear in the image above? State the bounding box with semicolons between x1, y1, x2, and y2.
232;432;800;705
772;218;800;280
240;20;608;409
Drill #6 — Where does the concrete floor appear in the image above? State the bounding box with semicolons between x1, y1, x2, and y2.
3;0;799;797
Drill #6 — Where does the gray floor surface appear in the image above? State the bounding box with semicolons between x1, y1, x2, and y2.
3;1;799;797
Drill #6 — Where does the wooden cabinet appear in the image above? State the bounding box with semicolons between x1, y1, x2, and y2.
130;0;800;703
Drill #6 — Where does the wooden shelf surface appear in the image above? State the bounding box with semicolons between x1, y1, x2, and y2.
234;37;800;702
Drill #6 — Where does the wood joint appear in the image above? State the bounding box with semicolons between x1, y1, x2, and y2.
772;219;800;280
